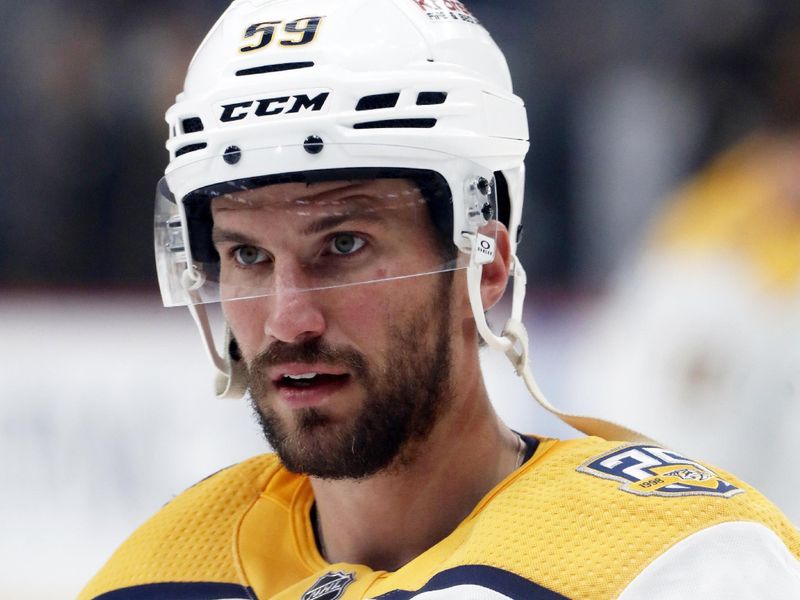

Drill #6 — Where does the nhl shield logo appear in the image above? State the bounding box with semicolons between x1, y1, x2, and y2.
301;571;355;600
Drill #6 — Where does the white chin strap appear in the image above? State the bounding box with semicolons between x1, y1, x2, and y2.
465;233;655;444
186;304;247;400
179;266;247;398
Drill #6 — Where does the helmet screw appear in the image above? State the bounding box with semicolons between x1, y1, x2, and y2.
223;145;241;165
303;135;324;154
477;177;491;196
481;202;494;220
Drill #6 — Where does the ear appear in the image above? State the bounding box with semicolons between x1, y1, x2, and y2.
480;222;512;310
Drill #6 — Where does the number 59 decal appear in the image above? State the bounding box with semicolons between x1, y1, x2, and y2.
239;16;324;53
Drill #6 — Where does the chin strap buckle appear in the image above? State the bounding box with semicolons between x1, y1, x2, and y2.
501;318;529;375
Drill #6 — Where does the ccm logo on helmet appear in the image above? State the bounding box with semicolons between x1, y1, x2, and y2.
219;92;330;123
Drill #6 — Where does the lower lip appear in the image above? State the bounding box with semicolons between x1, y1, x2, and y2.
275;376;351;409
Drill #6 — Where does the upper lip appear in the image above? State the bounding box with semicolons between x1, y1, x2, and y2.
268;363;349;383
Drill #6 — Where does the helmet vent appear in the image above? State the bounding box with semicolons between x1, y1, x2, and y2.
355;93;400;111
181;117;204;134
416;92;447;106
236;62;315;76
175;142;208;157
353;119;436;130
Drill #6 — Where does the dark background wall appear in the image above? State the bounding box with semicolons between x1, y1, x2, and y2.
1;0;798;290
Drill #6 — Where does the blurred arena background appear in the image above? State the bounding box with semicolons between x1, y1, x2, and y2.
1;1;799;597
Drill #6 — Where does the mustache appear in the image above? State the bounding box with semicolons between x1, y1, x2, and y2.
248;338;368;379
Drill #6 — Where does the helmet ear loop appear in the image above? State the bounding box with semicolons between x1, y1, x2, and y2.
216;324;248;399
465;235;657;444
464;232;525;362
186;296;248;400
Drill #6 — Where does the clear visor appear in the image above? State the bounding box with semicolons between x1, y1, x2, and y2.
155;144;497;307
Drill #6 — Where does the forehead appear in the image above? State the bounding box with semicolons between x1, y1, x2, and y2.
211;178;426;217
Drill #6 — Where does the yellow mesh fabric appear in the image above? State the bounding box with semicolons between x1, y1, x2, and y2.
80;439;800;600
445;437;800;599
79;455;280;599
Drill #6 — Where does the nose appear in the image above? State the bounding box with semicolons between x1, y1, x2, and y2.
262;261;327;344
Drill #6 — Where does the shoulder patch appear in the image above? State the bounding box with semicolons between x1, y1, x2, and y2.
577;444;743;498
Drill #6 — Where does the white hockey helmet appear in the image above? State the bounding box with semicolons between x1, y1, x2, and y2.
153;0;650;443
155;0;527;391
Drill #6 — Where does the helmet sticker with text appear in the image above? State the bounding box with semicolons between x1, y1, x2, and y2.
408;0;480;24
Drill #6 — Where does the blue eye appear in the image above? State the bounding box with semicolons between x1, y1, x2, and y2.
328;234;365;255
233;245;268;265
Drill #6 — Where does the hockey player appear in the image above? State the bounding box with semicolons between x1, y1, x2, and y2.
81;1;800;598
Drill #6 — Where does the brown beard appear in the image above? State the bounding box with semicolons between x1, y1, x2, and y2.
247;276;453;480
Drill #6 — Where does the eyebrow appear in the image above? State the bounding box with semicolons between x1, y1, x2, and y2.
211;212;387;247
211;228;261;247
300;211;385;236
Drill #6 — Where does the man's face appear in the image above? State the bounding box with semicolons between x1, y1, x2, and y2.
211;178;458;479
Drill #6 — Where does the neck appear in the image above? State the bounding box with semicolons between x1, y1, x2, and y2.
309;373;522;571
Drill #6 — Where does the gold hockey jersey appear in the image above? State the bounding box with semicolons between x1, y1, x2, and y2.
80;436;800;599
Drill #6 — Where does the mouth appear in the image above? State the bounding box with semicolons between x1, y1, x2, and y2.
275;372;350;390
269;366;353;408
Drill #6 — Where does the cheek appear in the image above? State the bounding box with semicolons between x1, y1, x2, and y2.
324;285;398;350
223;299;264;362
335;289;387;330
452;270;472;320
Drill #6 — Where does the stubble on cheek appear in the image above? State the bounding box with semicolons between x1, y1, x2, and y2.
245;338;377;476
243;273;454;479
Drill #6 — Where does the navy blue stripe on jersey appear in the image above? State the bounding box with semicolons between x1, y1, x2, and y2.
373;565;569;599
92;582;254;599
518;433;539;464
